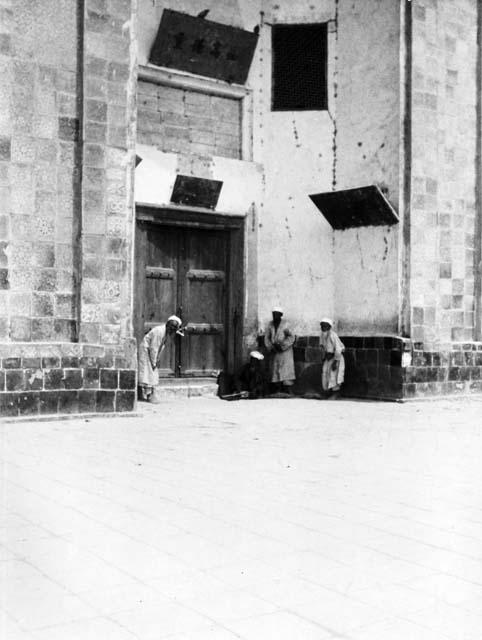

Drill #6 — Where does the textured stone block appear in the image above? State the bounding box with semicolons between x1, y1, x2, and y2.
63;369;83;389
61;356;79;368
53;319;76;341
293;347;305;363
0;393;18;417
0;216;9;240
42;356;60;369
32;243;55;268
39;391;58;415
32;292;54;317
0;317;7;339
119;369;136;389
86;99;107;123
86;55;108;77
58;390;79;414
84;367;100;389
0;137;11;160
96;390;115;412
86;10;109;34
79;389;96;412
115;390;135;412
6;369;24;391
44;368;64;390
32;318;54;341
58;117;79;142
305;347;322;363
9;317;31;341
35;269;57;292
2;357;21;369
83;255;104;279
84;143;105;167
25;369;43;390
18;392;40;416
100;368;118;389
0;268;8;289
55;294;75;319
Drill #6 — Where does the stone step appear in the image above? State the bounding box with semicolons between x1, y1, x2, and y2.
151;377;219;401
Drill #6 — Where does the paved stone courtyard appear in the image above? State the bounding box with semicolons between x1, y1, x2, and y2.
1;397;482;639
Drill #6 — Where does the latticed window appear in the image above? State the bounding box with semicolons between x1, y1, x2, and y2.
272;23;328;111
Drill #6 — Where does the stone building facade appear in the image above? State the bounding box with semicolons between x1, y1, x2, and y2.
1;0;482;416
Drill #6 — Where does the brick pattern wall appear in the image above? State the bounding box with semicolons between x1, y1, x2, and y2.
0;0;80;342
292;335;482;400
137;80;242;159
79;0;136;346
404;343;482;398
294;336;410;400
0;342;136;418
410;0;478;346
0;0;138;417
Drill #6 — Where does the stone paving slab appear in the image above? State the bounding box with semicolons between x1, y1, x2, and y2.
1;397;482;639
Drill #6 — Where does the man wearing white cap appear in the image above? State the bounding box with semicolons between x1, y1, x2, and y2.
320;318;345;399
138;315;182;401
234;350;268;399
264;307;295;394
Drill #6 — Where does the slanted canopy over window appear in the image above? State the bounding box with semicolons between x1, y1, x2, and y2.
309;186;399;229
149;9;258;85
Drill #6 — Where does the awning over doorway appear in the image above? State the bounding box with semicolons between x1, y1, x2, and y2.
309;185;399;230
135;144;263;216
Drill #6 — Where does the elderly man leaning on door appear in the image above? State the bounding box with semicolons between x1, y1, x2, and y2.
138;315;182;402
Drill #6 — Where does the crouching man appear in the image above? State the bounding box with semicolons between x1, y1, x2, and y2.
234;351;268;399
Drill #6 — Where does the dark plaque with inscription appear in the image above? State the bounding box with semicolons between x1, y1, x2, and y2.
149;9;258;85
170;175;223;210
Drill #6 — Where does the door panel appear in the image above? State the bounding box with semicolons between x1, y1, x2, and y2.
180;230;227;377
142;226;179;377
135;222;229;378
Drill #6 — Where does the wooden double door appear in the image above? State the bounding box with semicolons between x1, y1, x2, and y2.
135;221;232;377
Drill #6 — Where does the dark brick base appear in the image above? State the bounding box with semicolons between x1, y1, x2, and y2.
0;341;137;418
293;335;482;401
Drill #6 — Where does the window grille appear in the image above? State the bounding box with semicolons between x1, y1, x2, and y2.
272;23;328;111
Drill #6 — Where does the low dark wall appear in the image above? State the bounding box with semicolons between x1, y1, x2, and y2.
293;335;482;400
403;343;482;398
0;341;137;418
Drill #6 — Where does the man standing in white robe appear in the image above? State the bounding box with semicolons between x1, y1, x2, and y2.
320;317;345;399
138;315;182;401
264;307;295;394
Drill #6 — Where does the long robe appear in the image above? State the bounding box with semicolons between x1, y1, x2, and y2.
264;319;295;384
320;329;345;391
138;324;168;389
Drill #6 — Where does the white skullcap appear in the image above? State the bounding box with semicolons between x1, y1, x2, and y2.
272;306;283;314
320;317;333;326
167;315;182;326
249;350;264;360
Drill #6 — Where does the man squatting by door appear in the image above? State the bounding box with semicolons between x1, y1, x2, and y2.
138;315;182;402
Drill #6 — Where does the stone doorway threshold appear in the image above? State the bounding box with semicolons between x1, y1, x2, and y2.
151;377;219;401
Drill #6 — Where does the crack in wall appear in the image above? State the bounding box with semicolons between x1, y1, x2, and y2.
330;0;339;191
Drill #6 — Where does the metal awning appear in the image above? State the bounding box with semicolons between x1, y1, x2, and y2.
309;185;399;230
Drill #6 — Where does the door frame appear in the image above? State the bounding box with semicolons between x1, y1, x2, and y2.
135;203;245;376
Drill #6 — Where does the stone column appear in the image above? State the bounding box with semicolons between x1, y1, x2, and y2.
79;0;137;347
